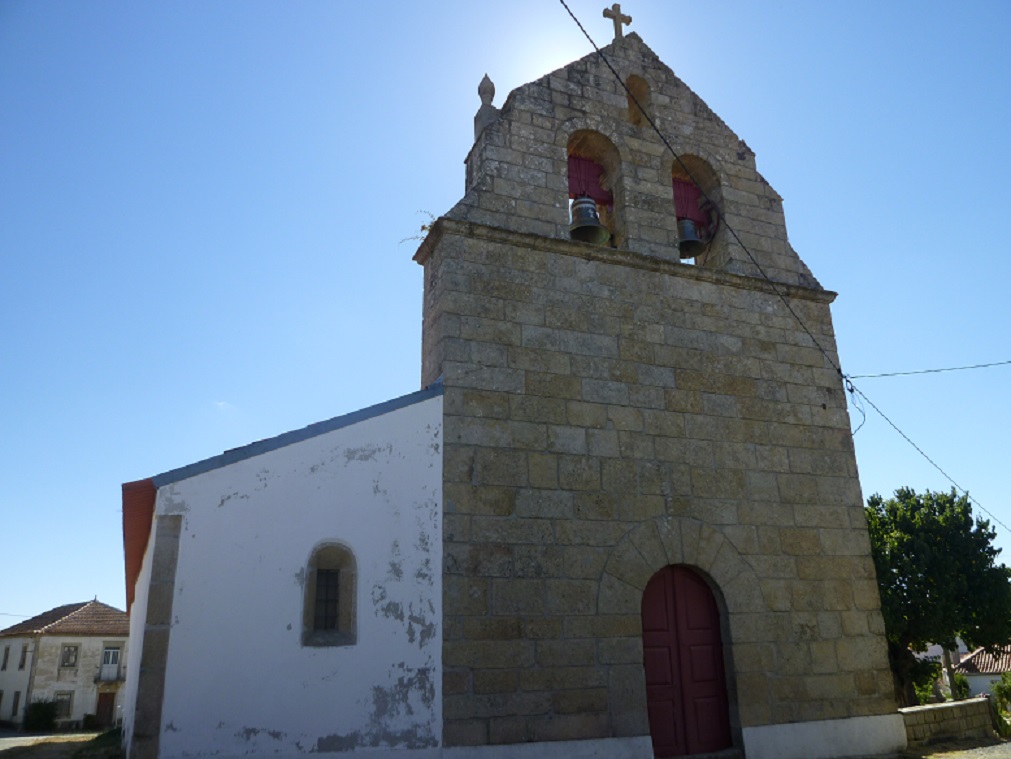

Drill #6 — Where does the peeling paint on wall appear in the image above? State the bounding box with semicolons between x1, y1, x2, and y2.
342;443;393;464
216;491;249;508
236;726;286;741
313;666;437;752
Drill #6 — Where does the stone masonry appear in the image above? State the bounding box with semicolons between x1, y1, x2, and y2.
415;33;898;750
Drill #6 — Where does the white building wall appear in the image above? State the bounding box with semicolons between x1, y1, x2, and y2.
0;636;33;723
153;393;442;758
966;673;1000;697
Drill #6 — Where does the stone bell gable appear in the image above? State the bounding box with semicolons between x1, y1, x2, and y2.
415;27;903;759
447;32;819;289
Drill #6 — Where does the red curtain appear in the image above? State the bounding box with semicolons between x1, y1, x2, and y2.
568;155;613;206
673;178;708;225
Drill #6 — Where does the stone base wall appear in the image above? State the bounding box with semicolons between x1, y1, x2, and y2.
900;698;995;747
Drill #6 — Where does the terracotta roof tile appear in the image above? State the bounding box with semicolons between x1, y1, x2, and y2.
0;600;128;637
955;646;1011;676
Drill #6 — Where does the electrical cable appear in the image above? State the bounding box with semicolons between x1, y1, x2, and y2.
850;359;1011;379
556;0;1006;535
844;377;866;435
849;384;1011;535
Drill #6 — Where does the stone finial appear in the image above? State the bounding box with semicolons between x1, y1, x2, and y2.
603;3;632;40
474;73;500;141
478;74;495;107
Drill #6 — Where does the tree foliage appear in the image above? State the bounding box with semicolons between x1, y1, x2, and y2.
993;671;1011;713
24;699;57;732
866;487;1011;704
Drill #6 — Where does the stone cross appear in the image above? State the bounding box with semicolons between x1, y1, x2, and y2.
603;3;632;40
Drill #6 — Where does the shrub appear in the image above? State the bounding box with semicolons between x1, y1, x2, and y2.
952;671;970;700
992;671;1011;712
23;699;57;732
985;693;1011;738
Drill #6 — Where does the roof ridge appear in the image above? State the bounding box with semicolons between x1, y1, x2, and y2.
38;601;91;633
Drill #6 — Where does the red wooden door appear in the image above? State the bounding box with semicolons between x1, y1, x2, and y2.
641;566;732;757
96;692;116;728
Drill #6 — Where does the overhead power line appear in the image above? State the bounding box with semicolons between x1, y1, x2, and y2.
850;359;1011;379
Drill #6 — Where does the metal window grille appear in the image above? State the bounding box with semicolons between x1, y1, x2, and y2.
314;569;340;631
54;692;72;719
60;645;78;668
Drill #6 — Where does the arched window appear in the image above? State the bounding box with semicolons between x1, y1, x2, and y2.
671;156;721;262
567;130;624;247
302;543;356;647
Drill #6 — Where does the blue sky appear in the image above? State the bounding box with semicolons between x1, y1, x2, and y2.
2;0;1010;620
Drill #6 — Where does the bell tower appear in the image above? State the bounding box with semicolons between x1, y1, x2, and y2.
415;22;903;759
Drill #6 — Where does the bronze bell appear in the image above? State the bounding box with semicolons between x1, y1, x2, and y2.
569;196;610;245
677;218;706;259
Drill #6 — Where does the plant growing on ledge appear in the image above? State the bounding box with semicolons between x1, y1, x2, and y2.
866;487;1011;706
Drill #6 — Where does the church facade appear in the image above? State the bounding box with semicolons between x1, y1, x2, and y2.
122;21;904;759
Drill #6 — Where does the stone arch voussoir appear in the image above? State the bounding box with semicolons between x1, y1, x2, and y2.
598;516;764;616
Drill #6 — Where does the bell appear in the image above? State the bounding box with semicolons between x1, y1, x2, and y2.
569;197;610;245
677;218;706;259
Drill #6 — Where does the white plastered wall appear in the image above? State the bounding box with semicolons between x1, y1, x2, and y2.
150;394;442;758
742;714;908;759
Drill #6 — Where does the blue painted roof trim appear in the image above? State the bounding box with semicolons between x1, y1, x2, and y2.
152;379;444;488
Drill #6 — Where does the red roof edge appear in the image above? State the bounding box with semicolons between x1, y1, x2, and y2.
122;478;157;614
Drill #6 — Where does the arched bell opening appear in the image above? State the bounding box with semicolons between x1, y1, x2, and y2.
567;130;625;247
671;157;721;264
640;564;739;758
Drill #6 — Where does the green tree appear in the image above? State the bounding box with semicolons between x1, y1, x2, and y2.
866;487;1011;705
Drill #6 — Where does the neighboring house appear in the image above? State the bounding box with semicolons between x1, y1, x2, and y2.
955;646;1011;697
0;600;129;729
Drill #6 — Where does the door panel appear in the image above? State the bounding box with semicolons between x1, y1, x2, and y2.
641;566;732;757
96;692;115;728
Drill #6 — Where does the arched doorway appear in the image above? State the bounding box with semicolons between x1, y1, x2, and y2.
641;565;732;757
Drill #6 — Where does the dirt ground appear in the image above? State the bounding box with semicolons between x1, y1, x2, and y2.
0;731;121;759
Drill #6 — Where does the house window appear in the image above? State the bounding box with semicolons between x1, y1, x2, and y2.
314;569;341;631
302;543;356;647
0;690;4;713
12;691;20;719
1;645;8;670
100;647;121;681
54;692;73;719
60;645;79;668
18;644;27;670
